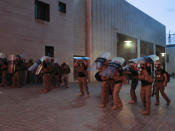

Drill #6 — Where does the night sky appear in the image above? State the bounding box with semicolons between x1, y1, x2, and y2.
126;0;175;42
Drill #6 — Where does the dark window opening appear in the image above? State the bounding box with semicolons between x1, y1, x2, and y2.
35;0;50;21
45;46;54;57
58;1;66;13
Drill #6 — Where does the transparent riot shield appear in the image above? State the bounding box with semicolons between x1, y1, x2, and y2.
129;55;159;63
100;57;125;78
90;52;111;72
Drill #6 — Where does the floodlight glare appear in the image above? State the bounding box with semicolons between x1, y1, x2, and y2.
124;40;132;47
160;53;166;57
124;40;132;43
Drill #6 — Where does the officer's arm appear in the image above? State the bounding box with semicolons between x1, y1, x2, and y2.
163;73;167;86
123;71;131;75
122;75;128;85
138;71;145;80
144;70;153;83
74;60;78;67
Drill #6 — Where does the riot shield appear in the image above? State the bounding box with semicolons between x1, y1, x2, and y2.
100;57;125;78
129;55;159;63
90;52;111;72
28;56;51;75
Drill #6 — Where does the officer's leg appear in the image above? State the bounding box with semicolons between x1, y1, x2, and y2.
83;78;89;96
99;81;106;108
155;85;160;105
112;84;122;110
140;86;146;111
142;86;152;115
78;78;84;96
160;86;171;105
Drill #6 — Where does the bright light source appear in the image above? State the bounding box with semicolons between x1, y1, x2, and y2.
124;40;132;47
161;53;166;57
124;40;132;43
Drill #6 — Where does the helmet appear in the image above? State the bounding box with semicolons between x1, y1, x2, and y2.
154;61;161;68
140;61;146;69
154;61;161;65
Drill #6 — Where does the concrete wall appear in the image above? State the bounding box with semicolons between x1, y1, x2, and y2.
91;0;166;61
0;0;166;81
166;46;175;74
0;0;86;81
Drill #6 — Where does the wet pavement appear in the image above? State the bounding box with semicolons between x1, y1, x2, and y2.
0;80;175;131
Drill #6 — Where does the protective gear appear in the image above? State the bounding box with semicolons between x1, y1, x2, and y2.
154;61;161;70
28;56;51;75
90;52;110;72
11;61;21;88
112;83;122;110
8;55;17;74
128;68;138;104
78;77;89;96
138;69;153;115
95;71;103;81
129;55;159;64
0;61;8;87
0;53;6;65
0;53;6;59
154;68;171;105
140;61;146;69
61;63;70;88
41;61;51;93
54;63;61;88
73;57;90;60
100;57;125;79
74;60;89;96
112;69;127;110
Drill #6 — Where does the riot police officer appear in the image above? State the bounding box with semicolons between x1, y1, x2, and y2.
138;61;153;115
154;61;171;106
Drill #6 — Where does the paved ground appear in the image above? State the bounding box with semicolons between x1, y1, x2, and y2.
0;80;175;131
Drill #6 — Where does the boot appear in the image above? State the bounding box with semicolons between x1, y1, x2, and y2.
99;104;105;108
142;110;150;115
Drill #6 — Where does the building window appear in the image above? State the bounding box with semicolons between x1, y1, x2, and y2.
58;1;66;13
45;46;54;57
35;0;50;22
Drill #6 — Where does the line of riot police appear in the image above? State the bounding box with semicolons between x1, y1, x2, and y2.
93;53;170;115
0;53;71;92
0;54;29;88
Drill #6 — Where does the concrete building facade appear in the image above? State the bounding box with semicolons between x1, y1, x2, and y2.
0;0;166;81
166;44;175;74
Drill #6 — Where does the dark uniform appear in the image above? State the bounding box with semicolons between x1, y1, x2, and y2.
20;60;27;86
128;67;138;104
55;63;61;88
138;62;153;115
50;62;57;89
41;61;51;93
112;68;127;110
12;61;21;88
61;62;70;88
26;59;34;84
154;67;171;105
96;65;110;108
76;62;89;96
0;61;8;87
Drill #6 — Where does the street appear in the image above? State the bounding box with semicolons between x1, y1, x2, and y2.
0;80;174;131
